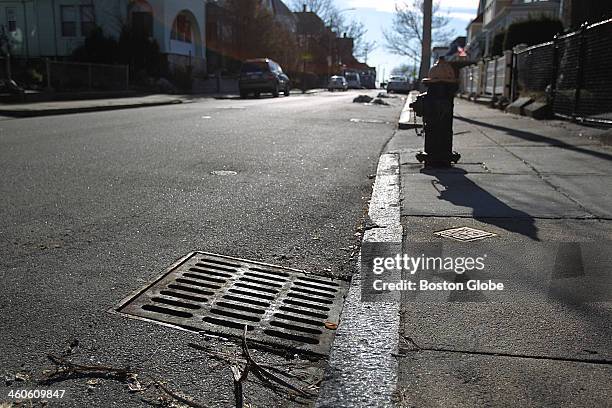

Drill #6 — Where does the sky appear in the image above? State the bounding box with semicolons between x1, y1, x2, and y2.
334;0;480;80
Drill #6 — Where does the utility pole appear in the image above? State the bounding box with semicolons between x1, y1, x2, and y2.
419;0;432;81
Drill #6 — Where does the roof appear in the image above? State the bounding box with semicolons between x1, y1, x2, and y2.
294;11;327;34
271;0;293;17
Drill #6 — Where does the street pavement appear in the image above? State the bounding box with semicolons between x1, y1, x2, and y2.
0;90;405;407
386;99;612;407
2;91;611;408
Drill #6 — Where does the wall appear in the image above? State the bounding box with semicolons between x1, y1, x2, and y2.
0;0;206;67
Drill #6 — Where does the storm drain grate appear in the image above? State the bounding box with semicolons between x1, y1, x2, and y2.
114;252;347;355
434;227;497;242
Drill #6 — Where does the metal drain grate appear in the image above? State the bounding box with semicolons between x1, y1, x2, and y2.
114;252;347;355
434;227;497;242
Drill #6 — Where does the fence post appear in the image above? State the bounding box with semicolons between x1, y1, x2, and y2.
45;58;52;91
492;57;498;100
504;50;513;100
125;64;129;90
6;53;11;81
478;60;484;96
550;35;560;107
573;22;588;119
88;64;93;90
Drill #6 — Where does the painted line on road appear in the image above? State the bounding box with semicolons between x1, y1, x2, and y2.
316;153;402;408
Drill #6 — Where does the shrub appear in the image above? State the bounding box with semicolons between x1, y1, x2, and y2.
491;30;506;56
72;26;119;64
503;17;564;51
73;25;163;78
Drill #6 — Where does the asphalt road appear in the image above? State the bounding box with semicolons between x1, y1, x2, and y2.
0;90;403;407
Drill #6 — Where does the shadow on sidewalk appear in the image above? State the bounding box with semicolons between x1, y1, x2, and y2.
454;115;612;162
422;167;540;240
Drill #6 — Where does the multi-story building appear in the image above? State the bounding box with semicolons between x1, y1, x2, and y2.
294;6;333;76
432;46;450;65
0;0;207;73
465;11;484;60
481;0;561;56
205;0;296;74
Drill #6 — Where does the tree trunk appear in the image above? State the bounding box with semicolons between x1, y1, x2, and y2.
419;0;432;81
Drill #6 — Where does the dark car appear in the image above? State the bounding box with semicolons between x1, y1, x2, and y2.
239;58;290;98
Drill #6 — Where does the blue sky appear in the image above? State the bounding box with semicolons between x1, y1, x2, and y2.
335;0;480;80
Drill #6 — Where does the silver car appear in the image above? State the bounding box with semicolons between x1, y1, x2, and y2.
328;76;348;92
386;76;411;94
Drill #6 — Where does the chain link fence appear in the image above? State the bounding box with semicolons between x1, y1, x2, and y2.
513;42;554;101
573;19;612;124
459;17;612;126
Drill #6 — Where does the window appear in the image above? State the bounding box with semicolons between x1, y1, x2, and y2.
240;61;268;73
60;5;77;37
80;5;95;37
6;7;16;32
171;14;191;43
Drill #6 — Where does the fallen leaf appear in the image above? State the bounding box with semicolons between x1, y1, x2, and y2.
324;322;338;330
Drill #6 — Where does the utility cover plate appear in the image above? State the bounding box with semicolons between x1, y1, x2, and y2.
115;252;347;355
434;226;497;242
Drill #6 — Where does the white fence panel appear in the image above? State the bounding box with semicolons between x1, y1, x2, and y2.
485;60;495;95
494;55;506;96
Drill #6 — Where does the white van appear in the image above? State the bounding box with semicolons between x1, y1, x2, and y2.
345;72;361;89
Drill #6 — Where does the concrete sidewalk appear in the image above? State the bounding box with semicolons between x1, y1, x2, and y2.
0;89;326;118
0;94;188;117
386;99;612;406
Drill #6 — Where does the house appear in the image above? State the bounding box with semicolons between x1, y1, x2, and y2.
205;0;296;74
465;11;484;60
445;36;466;61
0;0;207;74
481;0;561;56
294;6;333;76
432;46;449;65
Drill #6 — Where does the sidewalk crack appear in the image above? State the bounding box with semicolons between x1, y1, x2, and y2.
459;114;599;218
397;336;611;365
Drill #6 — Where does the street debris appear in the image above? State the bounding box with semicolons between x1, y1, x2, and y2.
377;92;397;99
210;170;238;176
43;354;133;385
371;98;390;106
42;353;208;408
190;327;317;408
353;95;373;103
324;322;338;330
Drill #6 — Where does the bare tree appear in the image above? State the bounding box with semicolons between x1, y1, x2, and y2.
342;20;377;61
383;0;454;63
391;63;415;76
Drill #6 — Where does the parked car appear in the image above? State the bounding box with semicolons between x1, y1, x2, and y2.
328;75;348;91
345;72;361;89
386;76;411;94
239;58;290;98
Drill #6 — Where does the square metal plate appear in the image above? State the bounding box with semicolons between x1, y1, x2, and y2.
114;252;348;355
434;226;497;242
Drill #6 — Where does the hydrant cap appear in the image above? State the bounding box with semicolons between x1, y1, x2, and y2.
423;57;458;84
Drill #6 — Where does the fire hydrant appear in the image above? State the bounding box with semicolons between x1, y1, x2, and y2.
410;58;461;167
